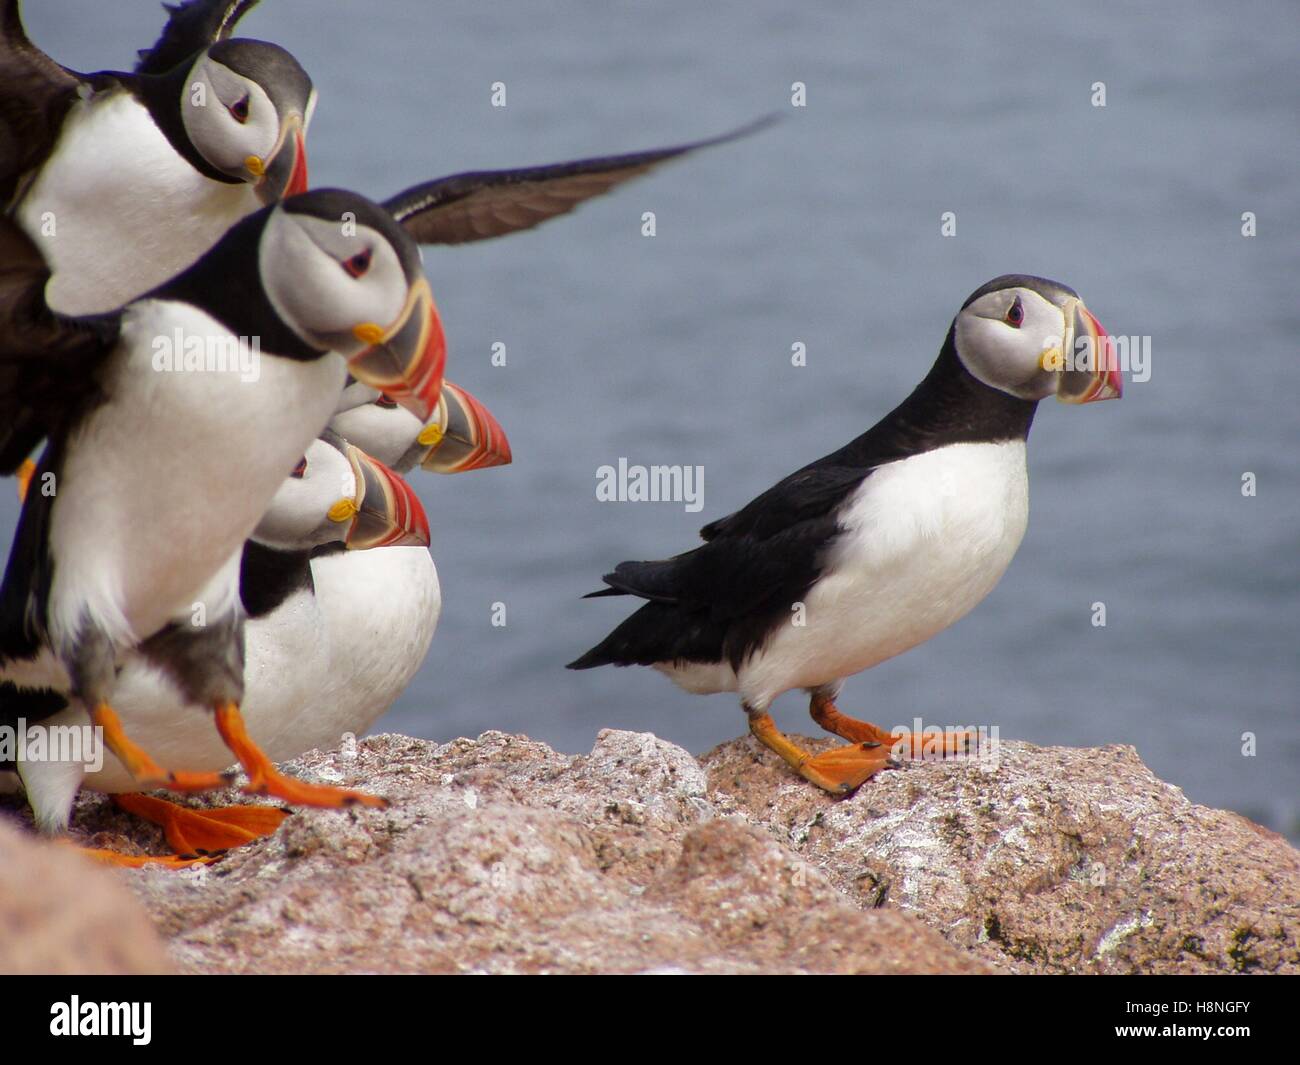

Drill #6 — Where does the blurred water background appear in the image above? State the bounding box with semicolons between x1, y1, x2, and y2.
15;1;1299;837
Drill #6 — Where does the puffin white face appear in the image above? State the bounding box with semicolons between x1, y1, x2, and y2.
253;439;357;549
329;392;424;469
253;436;431;551
954;282;1121;403
181;53;280;181
259;208;409;357
257;196;448;420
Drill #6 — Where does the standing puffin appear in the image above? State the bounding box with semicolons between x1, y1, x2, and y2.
569;275;1122;793
2;0;314;313
0;188;445;813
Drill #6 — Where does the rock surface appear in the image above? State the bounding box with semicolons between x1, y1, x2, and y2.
2;729;1296;974
0;818;173;974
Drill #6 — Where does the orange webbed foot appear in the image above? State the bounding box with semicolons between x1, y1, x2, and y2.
809;693;976;760
797;741;897;794
112;792;291;855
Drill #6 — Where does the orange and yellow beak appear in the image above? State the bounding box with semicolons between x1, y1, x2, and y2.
251;114;309;204
348;278;446;422
1056;300;1123;404
329;443;430;550
416;381;513;473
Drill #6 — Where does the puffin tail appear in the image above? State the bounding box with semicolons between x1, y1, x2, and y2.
565;646;613;670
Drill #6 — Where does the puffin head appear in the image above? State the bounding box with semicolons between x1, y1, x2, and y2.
179;38;315;202
257;189;446;420
952;274;1122;404
253;432;429;552
330;380;513;474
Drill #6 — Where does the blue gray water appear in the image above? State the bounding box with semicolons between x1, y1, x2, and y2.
15;1;1300;837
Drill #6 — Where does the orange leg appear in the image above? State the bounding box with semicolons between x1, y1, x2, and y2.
92;702;235;793
748;710;895;794
213;701;388;809
112;792;291;856
809;691;975;759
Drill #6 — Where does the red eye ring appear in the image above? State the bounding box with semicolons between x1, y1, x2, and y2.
1005;296;1024;328
228;94;250;123
343;249;372;278
375;394;398;409
290;456;308;479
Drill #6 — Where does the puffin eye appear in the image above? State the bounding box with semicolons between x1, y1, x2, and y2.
1005;296;1024;328
343;249;372;278
290;457;307;479
228;94;251;124
375;394;398;409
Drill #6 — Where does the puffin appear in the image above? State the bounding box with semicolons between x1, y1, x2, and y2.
3;0;770;315
2;0;314;314
331;379;512;474
569;275;1122;793
0;187;446;816
4;430;432;859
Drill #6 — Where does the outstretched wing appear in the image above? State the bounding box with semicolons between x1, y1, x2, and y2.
0;215;120;472
135;0;258;75
385;115;777;245
0;0;83;204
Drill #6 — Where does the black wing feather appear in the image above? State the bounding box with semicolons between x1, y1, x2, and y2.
0;0;83;204
0;440;60;661
385;115;777;245
569;464;868;671
135;0;258;75
0;214;120;472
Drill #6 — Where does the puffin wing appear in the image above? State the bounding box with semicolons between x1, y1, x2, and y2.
569;463;870;670
698;465;871;542
384;115;776;245
0;215;120;473
135;0;259;75
0;0;83;203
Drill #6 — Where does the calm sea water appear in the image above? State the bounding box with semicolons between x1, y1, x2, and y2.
16;1;1300;837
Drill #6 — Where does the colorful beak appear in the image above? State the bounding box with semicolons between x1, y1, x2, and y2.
254;114;308;204
336;444;430;550
416;381;513;473
347;278;446;422
1056;301;1123;404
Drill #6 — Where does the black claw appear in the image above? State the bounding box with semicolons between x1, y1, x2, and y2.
177;852;199;861
342;796;359;807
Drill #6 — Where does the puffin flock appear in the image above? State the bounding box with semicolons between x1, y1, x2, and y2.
0;1;1122;866
0;0;762;864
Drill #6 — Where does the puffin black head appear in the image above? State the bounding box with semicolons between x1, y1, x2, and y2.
259;189;446;418
176;37;314;201
953;274;1122;404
